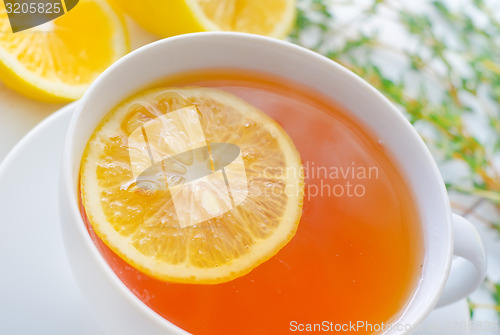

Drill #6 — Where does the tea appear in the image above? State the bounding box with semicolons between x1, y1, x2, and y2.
80;70;423;334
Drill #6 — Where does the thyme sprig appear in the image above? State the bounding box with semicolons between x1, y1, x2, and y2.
289;0;500;319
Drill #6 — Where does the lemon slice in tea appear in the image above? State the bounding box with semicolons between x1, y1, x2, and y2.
80;87;304;284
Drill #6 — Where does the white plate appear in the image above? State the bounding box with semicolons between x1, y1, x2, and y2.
0;104;470;335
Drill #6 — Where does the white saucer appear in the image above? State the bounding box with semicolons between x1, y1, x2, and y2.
0;104;103;334
0;104;470;335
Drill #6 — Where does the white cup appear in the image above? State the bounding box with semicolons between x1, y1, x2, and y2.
59;32;487;335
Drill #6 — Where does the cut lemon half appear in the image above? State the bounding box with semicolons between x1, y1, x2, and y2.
0;0;129;102
112;0;296;39
80;87;304;284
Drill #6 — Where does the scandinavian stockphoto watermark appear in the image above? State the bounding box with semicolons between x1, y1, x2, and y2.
127;105;379;227
254;161;379;201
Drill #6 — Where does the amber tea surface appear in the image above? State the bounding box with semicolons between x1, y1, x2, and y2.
81;70;423;335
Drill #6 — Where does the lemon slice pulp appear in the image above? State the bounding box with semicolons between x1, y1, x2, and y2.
80;87;304;284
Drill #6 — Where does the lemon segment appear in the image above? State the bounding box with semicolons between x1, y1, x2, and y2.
80;87;304;284
0;0;129;102
112;0;296;39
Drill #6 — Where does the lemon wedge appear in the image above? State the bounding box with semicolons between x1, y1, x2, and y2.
113;0;296;39
0;0;129;102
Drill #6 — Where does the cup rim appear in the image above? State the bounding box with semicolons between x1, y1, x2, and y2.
60;31;453;334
